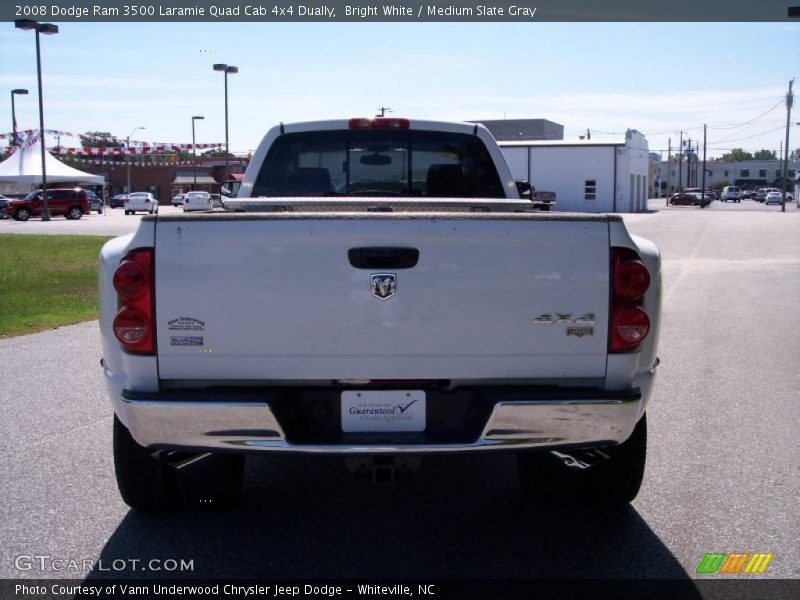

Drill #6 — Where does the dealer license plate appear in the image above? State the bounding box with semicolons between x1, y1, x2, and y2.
341;390;426;433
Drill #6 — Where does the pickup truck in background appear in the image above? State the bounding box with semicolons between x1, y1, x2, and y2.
531;187;557;211
99;118;661;511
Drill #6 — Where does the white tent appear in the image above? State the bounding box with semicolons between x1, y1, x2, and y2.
0;141;105;187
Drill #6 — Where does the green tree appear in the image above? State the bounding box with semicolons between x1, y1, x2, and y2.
201;149;235;158
79;131;123;148
721;148;753;162
710;180;728;191
753;149;777;160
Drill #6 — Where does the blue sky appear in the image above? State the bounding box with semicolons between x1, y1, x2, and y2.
2;21;799;157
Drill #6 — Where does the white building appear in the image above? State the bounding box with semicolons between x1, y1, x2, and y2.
498;130;651;213
656;159;798;193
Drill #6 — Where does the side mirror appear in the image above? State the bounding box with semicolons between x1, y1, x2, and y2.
515;180;533;200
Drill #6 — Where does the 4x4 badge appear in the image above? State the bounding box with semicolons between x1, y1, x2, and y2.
370;274;396;300
532;313;596;325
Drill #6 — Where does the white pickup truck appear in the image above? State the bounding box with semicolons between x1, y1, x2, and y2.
99;118;661;511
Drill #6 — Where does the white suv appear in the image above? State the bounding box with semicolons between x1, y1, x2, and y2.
720;186;741;203
125;192;159;215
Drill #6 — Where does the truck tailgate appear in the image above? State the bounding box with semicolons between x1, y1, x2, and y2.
154;214;611;381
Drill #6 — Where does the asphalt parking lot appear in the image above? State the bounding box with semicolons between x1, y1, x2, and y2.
0;203;186;237
0;200;798;587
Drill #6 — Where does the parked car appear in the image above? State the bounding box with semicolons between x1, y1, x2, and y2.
125;192;159;215
764;188;793;202
171;193;185;207
764;192;783;205
183;191;213;212
720;186;742;202
0;194;9;219
685;188;716;201
86;190;103;213
110;194;128;209
669;192;708;207
6;188;90;221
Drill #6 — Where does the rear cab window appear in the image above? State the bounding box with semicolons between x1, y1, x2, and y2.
252;130;505;198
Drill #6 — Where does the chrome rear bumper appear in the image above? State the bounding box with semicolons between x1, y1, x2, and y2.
117;388;647;454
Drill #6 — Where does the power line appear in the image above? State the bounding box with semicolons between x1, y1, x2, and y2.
707;99;785;130
713;124;786;145
592;97;786;140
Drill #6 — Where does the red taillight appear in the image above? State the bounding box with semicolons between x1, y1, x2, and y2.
113;260;149;300
613;258;650;301
112;248;154;354
610;247;651;353
348;117;410;130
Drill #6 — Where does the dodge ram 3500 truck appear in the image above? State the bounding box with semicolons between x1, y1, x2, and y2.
100;118;661;511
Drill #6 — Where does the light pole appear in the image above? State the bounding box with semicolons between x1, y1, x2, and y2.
10;89;29;146
15;19;58;221
192;116;204;190
212;64;237;184
126;126;145;194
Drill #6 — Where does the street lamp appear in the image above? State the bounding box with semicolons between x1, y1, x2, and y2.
192;116;204;189
126;126;145;193
212;64;237;184
16;19;58;221
10;89;29;146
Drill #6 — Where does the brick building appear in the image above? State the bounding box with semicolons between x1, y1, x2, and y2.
60;157;249;203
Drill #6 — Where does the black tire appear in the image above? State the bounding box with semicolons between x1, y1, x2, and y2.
113;415;181;512
517;414;647;507
14;207;31;221
66;206;83;220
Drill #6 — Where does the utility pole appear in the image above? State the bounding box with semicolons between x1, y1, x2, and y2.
678;131;684;191
702;125;707;202
666;137;672;200
782;78;794;212
586;128;591;140
686;138;692;188
376;107;392;117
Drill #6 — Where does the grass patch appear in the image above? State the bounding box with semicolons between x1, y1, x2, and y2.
0;234;112;338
